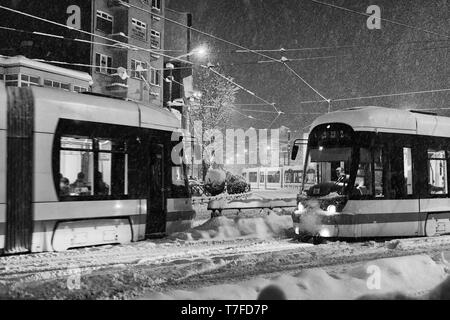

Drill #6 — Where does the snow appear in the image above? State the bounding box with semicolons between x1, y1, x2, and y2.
170;212;293;241
142;254;448;300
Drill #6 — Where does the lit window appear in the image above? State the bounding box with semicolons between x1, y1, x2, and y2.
95;53;113;74
59;135;128;199
428;149;448;195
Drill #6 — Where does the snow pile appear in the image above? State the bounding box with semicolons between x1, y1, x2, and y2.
143;254;448;300
170;212;293;241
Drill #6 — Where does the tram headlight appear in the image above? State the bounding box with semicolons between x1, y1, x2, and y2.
319;228;331;237
326;205;336;214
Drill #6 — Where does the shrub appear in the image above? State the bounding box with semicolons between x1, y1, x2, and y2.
204;169;226;196
226;172;251;194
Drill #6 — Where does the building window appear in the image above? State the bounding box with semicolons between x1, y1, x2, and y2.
428;149;448;195
131;18;147;41
95;53;113;74
151;0;161;11
96;10;113;34
150;29;160;49
44;79;70;91
74;86;88;93
131;59;148;80
4;74;19;87
0;74;4;81
20;74;40;87
149;67;160;86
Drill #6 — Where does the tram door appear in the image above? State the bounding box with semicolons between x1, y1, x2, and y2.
146;143;166;237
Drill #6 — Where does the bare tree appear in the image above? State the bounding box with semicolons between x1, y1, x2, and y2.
189;66;238;180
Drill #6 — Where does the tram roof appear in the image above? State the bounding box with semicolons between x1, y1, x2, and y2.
30;86;181;132
310;106;450;137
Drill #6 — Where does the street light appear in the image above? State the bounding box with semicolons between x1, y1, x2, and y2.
171;45;209;61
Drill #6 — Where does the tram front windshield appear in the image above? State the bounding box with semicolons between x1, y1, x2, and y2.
302;124;354;195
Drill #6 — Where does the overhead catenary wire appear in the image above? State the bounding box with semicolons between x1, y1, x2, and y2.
0;6;283;119
240;88;450;114
126;2;331;105
231;39;450;53
166;76;266;121
308;0;450;39
1;5;447;121
0;5;196;67
204;64;280;113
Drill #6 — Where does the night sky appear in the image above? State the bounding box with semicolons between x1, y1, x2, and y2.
166;0;449;135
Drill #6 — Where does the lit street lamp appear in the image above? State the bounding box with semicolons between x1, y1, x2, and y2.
171;45;209;61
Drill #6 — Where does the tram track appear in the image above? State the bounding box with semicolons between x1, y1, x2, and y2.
1;235;450;299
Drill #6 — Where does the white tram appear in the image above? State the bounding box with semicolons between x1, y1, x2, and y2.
242;165;308;190
291;106;450;241
0;85;194;254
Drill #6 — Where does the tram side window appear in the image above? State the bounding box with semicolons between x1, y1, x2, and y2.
352;147;384;198
249;172;257;183
385;146;412;199
427;149;448;195
284;171;292;184
59;137;94;197
374;148;384;197
267;171;280;183
354;148;373;196
59;136;128;198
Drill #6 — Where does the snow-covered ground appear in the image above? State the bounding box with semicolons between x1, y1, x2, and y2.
1;216;450;299
1;201;450;299
141;254;449;300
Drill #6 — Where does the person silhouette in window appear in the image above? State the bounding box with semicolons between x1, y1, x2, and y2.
70;172;90;195
95;171;109;196
335;167;348;184
60;176;70;196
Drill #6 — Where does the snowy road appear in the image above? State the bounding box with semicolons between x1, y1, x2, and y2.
1;233;450;299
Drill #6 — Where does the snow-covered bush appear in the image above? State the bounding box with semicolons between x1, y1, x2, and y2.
204;169;226;196
226;172;250;194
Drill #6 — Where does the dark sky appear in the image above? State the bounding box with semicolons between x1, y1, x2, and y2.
166;0;449;134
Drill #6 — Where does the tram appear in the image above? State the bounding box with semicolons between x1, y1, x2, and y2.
291;106;450;241
0;85;194;254
242;165;309;190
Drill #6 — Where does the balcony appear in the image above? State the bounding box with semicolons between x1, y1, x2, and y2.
107;0;130;9
110;32;129;46
105;76;128;98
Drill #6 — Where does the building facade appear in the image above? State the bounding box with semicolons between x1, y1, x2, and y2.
0;55;92;92
0;0;192;109
91;0;165;106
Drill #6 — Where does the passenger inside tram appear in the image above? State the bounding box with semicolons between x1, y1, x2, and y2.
69;172;91;196
59;176;70;196
94;171;109;195
335;167;349;184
